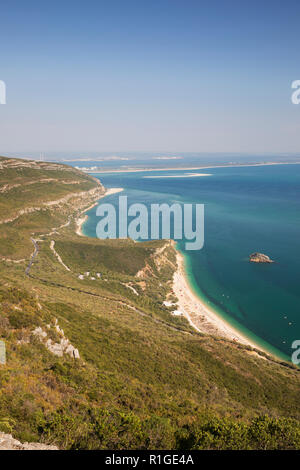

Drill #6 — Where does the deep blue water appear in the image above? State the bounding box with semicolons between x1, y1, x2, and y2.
81;164;300;361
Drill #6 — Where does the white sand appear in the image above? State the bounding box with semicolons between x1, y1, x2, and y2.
143;173;212;178
86;161;300;175
173;251;263;351
75;187;124;236
74;185;268;357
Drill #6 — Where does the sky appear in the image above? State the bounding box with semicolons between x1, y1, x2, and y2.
0;0;300;156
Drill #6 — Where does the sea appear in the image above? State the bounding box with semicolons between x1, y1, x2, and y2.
68;159;300;362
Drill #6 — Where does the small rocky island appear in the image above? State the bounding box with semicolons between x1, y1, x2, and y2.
249;252;274;263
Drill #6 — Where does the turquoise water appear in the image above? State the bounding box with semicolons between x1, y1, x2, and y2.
82;164;300;361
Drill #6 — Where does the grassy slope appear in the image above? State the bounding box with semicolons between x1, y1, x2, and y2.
0;156;299;450
0;156;104;258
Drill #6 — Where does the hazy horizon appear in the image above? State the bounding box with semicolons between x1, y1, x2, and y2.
2;151;300;171
1;0;300;154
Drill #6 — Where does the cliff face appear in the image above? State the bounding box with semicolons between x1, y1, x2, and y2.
249;252;274;263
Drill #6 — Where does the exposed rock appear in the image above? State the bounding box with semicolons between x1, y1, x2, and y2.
45;337;80;358
33;326;47;339
0;432;58;450
249;252;274;263
33;320;80;359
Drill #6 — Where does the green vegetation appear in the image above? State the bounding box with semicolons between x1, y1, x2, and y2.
0;156;299;449
55;238;159;276
0;156;104;258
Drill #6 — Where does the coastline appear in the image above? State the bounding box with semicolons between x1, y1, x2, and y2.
84;161;300;174
173;249;271;355
74;181;285;361
143;173;212;178
75;187;124;236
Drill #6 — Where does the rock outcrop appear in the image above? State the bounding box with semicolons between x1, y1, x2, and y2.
249;252;274;263
0;432;58;450
33;319;80;359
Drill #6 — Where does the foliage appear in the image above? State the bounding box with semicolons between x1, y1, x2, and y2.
0;156;299;450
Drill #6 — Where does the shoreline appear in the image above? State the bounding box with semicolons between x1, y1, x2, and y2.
143;173;212;178
73;183;283;361
75;187;124;236
82;161;300;174
173;250;272;356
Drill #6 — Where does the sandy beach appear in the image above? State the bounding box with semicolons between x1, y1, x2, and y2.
75;187;124;236
143;173;212;178
84;161;300;174
74;185;270;357
173;250;264;352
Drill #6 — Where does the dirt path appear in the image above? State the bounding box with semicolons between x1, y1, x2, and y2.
50;240;71;272
25;238;39;276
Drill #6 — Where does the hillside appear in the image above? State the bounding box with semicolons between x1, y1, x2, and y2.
0;156;104;259
0;156;299;450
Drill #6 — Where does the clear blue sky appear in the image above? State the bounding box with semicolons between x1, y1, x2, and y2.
0;0;300;155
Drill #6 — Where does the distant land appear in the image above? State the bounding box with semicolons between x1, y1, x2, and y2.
2;151;300;168
76;160;300;173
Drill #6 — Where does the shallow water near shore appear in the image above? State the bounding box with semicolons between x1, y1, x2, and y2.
80;164;300;361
